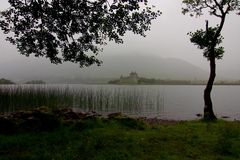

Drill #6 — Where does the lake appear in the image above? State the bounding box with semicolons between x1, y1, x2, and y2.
0;84;240;120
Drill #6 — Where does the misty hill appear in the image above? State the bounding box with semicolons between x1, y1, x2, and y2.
0;53;209;83
97;54;208;81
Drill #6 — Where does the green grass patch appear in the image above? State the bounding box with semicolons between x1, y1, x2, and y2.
0;118;240;160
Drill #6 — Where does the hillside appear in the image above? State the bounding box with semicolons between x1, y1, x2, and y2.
98;54;208;80
0;54;209;83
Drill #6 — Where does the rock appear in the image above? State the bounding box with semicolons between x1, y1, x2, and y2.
78;112;88;119
196;113;202;117
10;111;33;120
33;106;49;113
63;111;80;120
108;112;123;119
52;108;73;117
85;111;101;119
221;116;230;119
0;108;104;132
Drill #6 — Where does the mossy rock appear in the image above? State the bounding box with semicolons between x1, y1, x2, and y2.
108;112;124;119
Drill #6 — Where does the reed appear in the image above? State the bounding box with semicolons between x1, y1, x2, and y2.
0;85;164;115
0;85;73;112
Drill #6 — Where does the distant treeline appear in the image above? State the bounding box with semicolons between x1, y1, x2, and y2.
109;78;193;85
109;77;240;85
138;78;191;85
0;78;15;84
25;80;46;84
0;78;46;85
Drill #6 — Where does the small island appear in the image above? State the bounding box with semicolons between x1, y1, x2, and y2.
0;78;15;85
108;72;192;85
25;80;46;84
108;72;240;85
109;72;140;84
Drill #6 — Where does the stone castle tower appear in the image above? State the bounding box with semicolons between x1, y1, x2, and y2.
119;71;139;84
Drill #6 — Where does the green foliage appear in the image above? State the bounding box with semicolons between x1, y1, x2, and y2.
114;117;146;130
188;27;224;60
182;0;240;60
0;120;240;159
0;86;74;112
182;0;240;17
73;118;104;131
216;122;240;156
0;85;164;114
0;0;161;67
0;78;15;84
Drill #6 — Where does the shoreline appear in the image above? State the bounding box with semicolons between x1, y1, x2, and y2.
1;108;240;159
0;107;236;128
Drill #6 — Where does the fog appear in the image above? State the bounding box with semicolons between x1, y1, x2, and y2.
0;0;240;82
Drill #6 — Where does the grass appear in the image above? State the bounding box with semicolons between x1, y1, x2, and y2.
0;118;240;160
0;85;74;112
0;85;164;115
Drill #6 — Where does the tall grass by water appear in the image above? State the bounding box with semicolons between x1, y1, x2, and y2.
0;85;164;115
0;85;73;112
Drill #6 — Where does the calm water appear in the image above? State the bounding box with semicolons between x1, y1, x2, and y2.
1;84;240;120
70;84;240;120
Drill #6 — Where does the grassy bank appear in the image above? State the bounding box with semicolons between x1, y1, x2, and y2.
0;116;240;160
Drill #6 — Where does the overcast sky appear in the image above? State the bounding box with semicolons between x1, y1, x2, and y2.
0;0;240;80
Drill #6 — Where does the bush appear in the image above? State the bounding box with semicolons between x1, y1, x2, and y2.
0;78;15;84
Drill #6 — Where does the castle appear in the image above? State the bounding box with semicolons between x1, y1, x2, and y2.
119;72;139;84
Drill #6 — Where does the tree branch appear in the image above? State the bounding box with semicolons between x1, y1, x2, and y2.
226;0;232;13
204;0;222;18
211;10;222;17
204;0;215;10
205;20;209;32
213;0;224;14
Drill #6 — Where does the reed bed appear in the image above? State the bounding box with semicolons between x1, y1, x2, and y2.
0;85;73;112
0;85;164;115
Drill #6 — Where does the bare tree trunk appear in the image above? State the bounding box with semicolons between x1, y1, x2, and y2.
203;56;217;120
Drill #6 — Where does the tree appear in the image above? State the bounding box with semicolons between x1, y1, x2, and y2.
182;0;240;120
0;0;161;67
0;78;15;84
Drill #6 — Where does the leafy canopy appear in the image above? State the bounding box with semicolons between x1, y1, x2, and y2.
188;27;224;60
182;0;240;60
0;0;161;67
182;0;240;17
